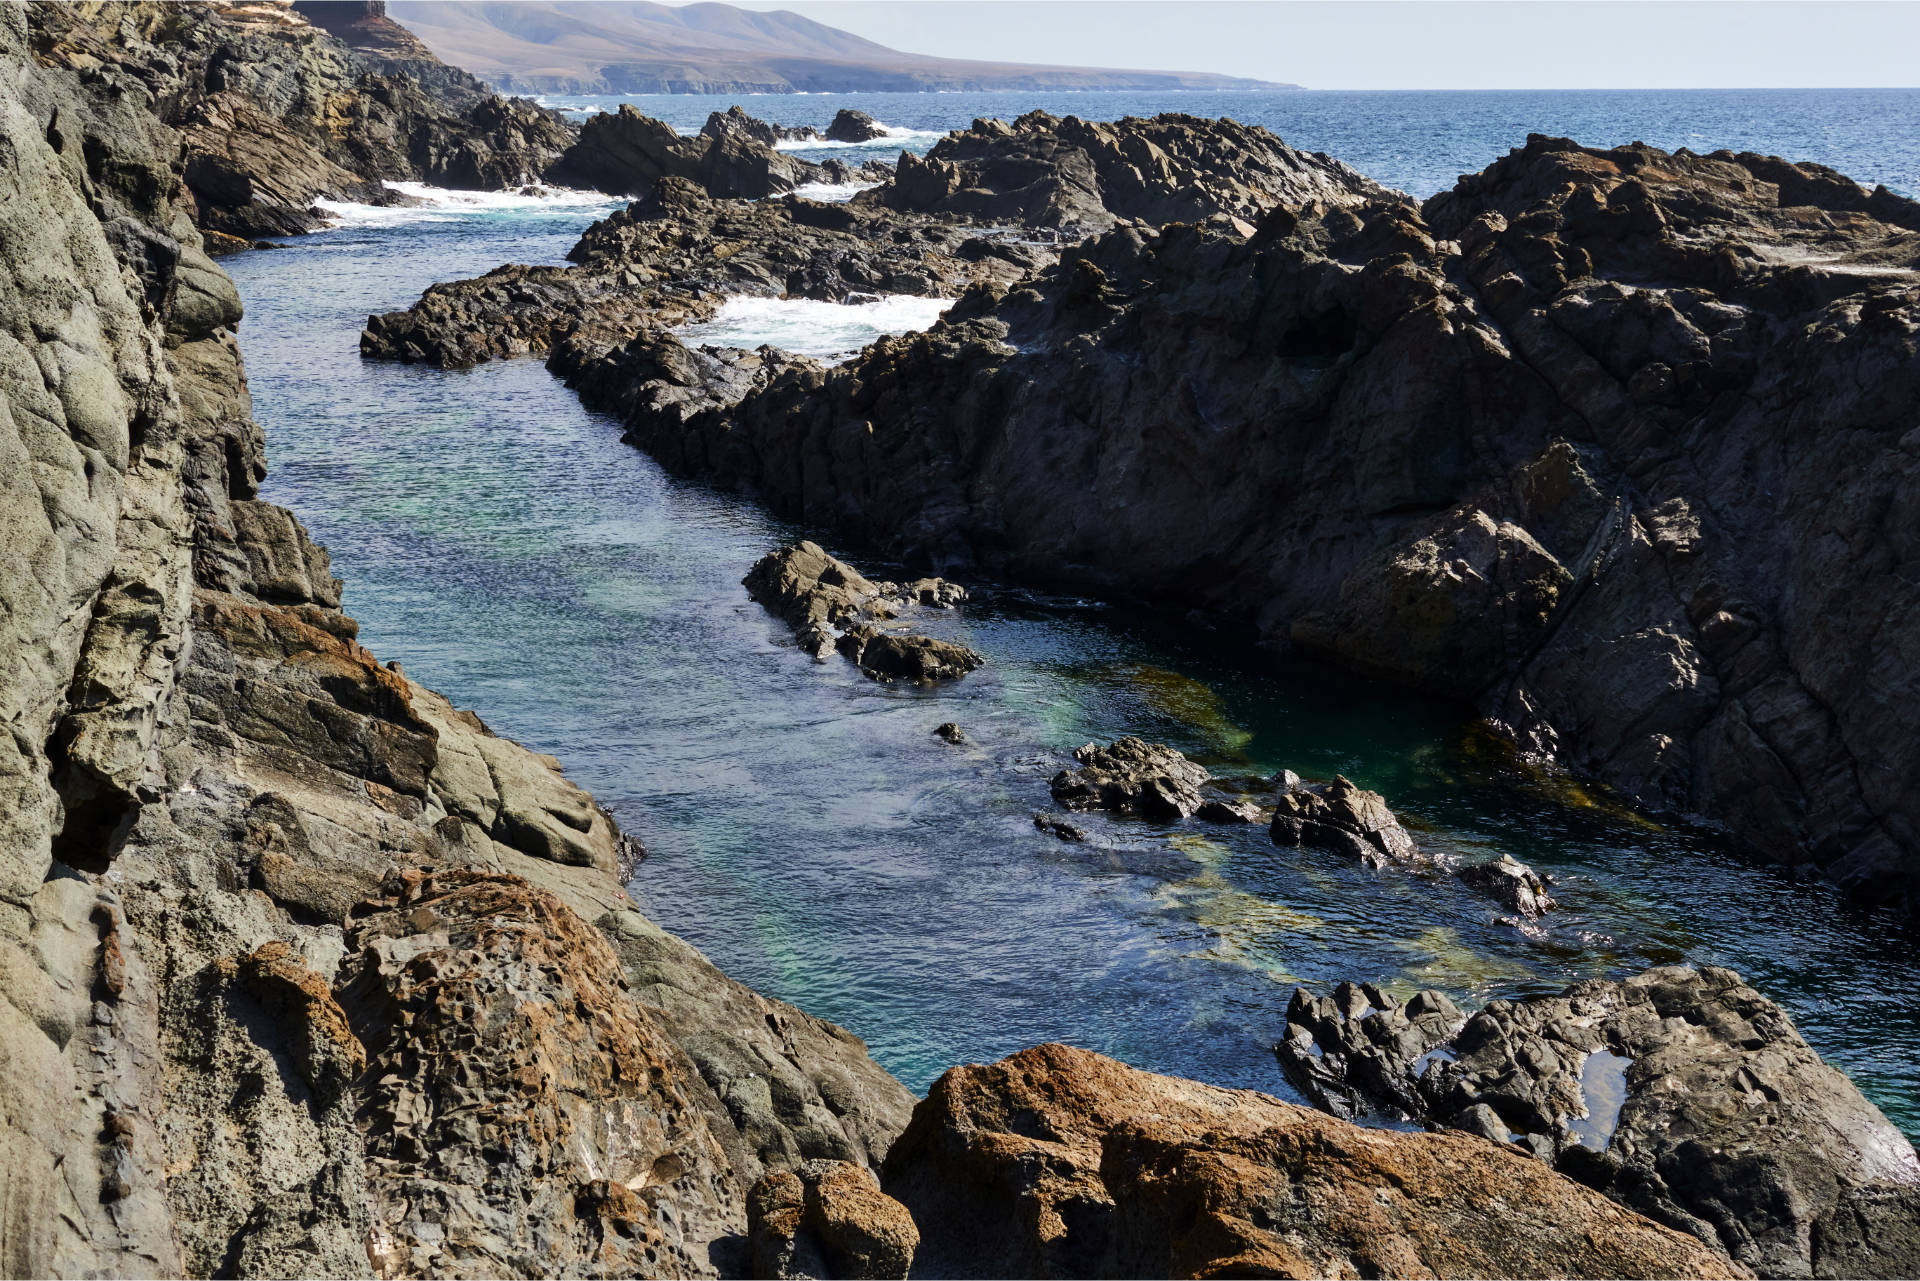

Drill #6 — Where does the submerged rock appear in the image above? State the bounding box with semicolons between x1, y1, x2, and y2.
932;722;969;745
744;542;984;683
1459;851;1557;918
1033;812;1089;842
1279;966;1920;1279
1270;774;1422;868
1049;736;1211;821
882;1043;1739;1279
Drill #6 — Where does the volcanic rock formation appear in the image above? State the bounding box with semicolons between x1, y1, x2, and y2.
557;136;1920;915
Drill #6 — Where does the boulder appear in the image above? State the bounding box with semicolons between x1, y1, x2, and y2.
826;109;888;143
1048;737;1211;821
882;1043;1740;1279
1458;851;1557;918
746;1159;918;1279
1270;775;1421;868
744;542;984;683
550;103;818;199
1278;966;1920;1279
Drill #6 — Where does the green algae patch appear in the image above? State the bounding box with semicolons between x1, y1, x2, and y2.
1111;663;1254;757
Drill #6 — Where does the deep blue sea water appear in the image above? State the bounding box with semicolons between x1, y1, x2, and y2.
229;88;1920;1138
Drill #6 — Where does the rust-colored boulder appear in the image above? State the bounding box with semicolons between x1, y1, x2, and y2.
882;1043;1744;1279
747;1159;918;1279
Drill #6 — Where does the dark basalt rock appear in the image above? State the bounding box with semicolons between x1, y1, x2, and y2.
826;108;887;143
614;136;1920;916
550;103;822;199
933;722;969;745
1270;775;1422;868
875;109;1390;237
1049;737;1211;821
702;103;822;148
1278;966;1920;1279
1033;812;1088;842
360;176;1046;371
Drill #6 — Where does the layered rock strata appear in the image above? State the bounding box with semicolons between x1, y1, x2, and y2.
575;136;1920;914
1278;967;1920;1279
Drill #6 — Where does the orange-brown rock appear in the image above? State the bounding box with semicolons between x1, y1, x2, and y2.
882;1043;1745;1280
340;867;744;1278
746;1159;918;1279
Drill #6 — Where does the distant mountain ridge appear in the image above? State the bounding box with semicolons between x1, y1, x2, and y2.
385;1;1297;94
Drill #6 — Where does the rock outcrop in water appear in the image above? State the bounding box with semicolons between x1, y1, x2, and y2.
1278;967;1920;1279
1048;737;1212;821
27;1;575;241
881;1042;1740;1279
880;109;1389;237
583;135;1920;916
744;542;982;683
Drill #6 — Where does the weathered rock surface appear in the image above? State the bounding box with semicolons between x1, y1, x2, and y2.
605;136;1920;914
0;15;919;1276
743;542;981;683
883;1042;1742;1279
1048;737;1211;821
876;109;1389;237
28;1;575;239
746;1159;918;1280
1458;850;1557;918
1281;967;1920;1279
1271;774;1423;868
550;103;824;200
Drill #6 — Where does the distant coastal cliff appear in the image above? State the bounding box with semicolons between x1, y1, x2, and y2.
379;0;1300;95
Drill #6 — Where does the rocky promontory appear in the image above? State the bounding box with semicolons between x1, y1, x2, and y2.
534;134;1920;916
28;0;574;241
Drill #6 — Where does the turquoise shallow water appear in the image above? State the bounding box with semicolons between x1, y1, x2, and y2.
231;90;1920;1136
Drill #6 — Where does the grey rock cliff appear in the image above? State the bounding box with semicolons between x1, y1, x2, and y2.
0;12;912;1276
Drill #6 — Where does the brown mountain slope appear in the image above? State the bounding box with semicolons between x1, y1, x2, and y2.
386;0;1297;93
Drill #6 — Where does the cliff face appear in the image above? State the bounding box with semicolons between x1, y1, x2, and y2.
0;10;909;1276
577;137;1920;917
27;2;575;241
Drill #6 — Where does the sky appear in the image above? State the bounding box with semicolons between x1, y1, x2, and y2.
717;1;1920;90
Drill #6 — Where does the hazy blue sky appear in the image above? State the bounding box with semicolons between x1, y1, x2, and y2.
722;2;1920;90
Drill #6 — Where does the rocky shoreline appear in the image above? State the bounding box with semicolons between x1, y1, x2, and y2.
367;106;1920;921
5;2;1919;1278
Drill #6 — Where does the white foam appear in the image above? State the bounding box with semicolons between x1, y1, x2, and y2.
774;124;942;152
312;181;620;229
676;294;952;363
789;181;882;203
